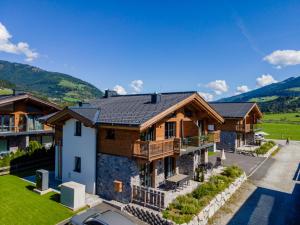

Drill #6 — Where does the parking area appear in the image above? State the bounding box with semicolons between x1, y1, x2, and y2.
209;152;268;176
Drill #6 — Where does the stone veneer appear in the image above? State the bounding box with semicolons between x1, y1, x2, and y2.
96;153;140;203
217;131;237;151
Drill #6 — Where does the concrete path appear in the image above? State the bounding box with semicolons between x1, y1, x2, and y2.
227;140;300;225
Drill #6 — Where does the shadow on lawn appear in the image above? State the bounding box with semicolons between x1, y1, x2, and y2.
25;185;35;191
50;193;61;203
228;166;300;225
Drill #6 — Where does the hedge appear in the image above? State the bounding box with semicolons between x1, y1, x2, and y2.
0;141;54;168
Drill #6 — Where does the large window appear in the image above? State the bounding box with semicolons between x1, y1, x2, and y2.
74;121;82;136
140;127;155;141
0;139;8;152
27;115;44;131
0;114;14;132
74;156;81;173
165;122;176;139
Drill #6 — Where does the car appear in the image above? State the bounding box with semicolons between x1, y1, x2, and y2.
70;208;137;225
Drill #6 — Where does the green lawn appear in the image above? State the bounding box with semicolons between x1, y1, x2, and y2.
260;123;300;141
263;112;300;123
0;175;76;225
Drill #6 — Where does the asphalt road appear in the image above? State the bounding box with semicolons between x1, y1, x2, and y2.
227;140;300;225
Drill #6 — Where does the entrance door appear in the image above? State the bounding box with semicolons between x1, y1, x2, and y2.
164;157;175;178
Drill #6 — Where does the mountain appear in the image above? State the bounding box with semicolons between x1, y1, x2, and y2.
0;60;103;105
218;77;300;113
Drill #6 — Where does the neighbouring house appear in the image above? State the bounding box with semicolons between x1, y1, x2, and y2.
210;102;263;151
0;91;61;155
42;91;224;205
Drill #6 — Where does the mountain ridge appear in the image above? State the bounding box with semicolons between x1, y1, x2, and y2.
0;60;103;105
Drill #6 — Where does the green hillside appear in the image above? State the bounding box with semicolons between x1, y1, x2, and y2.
219;77;300;112
0;60;103;104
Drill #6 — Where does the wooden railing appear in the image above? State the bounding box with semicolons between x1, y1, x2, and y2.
131;185;166;210
208;130;221;143
236;124;253;133
133;138;180;161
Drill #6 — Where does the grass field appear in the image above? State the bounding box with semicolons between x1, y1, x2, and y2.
263;112;300;123
0;175;77;225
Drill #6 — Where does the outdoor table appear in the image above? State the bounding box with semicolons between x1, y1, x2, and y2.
165;174;190;191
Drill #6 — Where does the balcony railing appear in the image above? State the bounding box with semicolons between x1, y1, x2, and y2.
0;125;47;134
236;124;254;133
133;138;180;161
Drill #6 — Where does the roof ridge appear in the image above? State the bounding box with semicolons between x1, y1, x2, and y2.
102;91;197;98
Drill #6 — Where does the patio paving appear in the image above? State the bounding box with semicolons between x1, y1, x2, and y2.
209;152;267;175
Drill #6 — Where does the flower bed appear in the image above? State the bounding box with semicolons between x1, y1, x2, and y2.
162;166;244;224
255;141;276;156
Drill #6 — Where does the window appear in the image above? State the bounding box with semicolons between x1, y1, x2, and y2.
0;140;8;152
165;122;176;139
74;121;82;136
105;129;115;140
140;127;154;141
74;156;81;173
208;125;214;131
0;114;15;132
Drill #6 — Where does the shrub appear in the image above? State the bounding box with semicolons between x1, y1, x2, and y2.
221;165;243;179
27;141;43;153
163;166;244;224
256;141;276;155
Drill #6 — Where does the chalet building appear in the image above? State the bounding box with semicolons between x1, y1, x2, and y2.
0;92;61;155
210;102;263;151
42;91;224;204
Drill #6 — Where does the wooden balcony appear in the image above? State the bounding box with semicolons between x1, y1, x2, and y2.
208;130;221;143
133;138;180;161
235;124;253;133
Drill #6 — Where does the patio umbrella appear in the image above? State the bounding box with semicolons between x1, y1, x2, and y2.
255;131;269;136
221;149;226;160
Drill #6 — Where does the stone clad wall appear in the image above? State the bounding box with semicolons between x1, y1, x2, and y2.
96;153;140;203
217;131;237;151
177;154;195;177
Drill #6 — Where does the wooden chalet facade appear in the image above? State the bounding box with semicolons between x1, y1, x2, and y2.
43;91;224;203
0;92;61;154
210;102;263;151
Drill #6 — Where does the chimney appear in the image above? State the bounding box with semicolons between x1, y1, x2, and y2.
78;101;83;107
151;92;161;104
104;89;118;98
13;89;16;96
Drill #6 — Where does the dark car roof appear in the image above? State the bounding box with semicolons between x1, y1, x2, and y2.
69;92;196;126
209;102;256;118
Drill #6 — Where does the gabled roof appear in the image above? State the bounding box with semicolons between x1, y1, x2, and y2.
0;93;61;110
209;102;262;119
45;92;224;129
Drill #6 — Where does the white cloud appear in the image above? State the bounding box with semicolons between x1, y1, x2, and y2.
256;74;277;87
235;85;250;95
130;80;143;93
206;80;229;95
198;92;214;101
113;85;127;95
263;50;300;68
0;22;38;61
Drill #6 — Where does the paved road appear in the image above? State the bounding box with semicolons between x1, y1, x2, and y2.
209;152;266;176
227;140;300;225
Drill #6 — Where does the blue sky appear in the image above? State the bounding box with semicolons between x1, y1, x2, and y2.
1;0;300;100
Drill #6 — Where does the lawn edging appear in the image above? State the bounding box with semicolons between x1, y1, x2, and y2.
166;172;247;225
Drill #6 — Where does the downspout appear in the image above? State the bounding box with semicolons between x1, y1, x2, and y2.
95;124;99;195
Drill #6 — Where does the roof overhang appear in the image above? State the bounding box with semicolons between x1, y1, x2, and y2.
46;108;95;128
244;103;263;119
139;93;224;131
0;94;61;111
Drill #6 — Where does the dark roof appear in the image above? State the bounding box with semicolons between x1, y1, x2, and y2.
0;93;61;110
209;102;256;118
68;92;196;126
